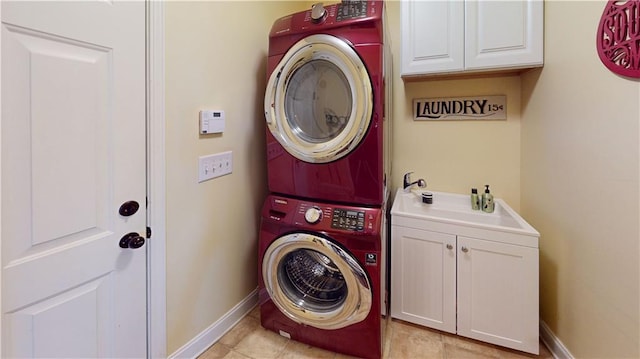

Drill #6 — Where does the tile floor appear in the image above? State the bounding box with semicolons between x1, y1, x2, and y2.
198;306;554;359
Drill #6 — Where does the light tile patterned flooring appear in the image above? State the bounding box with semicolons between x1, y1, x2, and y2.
198;306;554;359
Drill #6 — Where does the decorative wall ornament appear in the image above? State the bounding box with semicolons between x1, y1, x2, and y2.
596;0;640;78
413;96;506;121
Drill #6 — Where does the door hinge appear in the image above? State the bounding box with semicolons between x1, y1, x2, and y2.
146;226;152;239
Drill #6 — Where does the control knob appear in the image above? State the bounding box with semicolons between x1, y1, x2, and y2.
304;206;323;224
311;3;327;23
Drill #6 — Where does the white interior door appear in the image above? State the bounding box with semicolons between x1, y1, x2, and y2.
1;1;147;357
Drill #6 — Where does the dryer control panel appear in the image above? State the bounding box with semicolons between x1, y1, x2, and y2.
269;1;382;38
335;1;369;22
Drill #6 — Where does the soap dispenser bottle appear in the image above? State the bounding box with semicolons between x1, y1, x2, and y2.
471;188;480;210
482;185;495;213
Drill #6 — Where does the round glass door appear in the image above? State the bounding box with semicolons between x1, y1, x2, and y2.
262;233;372;329
265;34;373;163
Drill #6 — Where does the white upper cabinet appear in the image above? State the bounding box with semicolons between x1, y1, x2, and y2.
465;1;544;70
401;1;465;75
401;0;544;78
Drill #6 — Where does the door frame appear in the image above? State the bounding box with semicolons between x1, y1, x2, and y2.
0;1;168;357
1;2;3;356
146;1;167;358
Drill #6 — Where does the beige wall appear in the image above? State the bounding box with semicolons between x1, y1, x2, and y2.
521;1;639;357
386;2;523;209
165;0;640;357
164;1;308;353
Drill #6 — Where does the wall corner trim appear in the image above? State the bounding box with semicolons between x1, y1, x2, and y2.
168;289;259;359
540;320;574;359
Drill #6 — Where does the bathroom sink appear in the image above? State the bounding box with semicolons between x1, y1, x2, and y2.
391;188;539;237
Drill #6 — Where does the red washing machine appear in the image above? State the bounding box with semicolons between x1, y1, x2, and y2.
264;1;391;206
258;194;388;359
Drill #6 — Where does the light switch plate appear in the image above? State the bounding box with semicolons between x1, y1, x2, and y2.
198;151;232;182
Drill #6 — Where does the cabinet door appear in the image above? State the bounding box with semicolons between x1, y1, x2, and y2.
465;0;543;71
390;226;456;333
400;0;464;76
457;236;540;354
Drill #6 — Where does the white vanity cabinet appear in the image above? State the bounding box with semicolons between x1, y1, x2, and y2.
456;235;539;353
390;189;540;354
391;226;457;332
400;0;544;77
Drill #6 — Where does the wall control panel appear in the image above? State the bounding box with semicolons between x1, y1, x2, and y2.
199;110;225;134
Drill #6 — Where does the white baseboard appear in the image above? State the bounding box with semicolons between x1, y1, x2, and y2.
169;289;259;359
540;320;574;359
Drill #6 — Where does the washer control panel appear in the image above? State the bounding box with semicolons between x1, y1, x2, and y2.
304;206;323;224
331;208;365;231
289;199;381;234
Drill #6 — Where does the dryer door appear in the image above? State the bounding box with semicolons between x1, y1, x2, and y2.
264;34;373;163
262;232;372;330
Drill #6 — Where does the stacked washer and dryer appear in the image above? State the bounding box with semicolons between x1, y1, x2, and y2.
258;2;391;358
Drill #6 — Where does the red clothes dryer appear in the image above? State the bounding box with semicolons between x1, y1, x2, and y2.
258;194;388;359
264;1;391;206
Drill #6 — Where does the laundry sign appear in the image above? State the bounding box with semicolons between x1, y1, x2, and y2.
413;95;506;121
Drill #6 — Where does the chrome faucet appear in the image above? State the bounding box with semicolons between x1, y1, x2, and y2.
403;172;426;192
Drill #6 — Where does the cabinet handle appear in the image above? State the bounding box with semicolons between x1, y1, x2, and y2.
446;244;453;250
461;246;469;253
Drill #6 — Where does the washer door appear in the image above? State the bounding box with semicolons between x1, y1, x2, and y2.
264;34;373;163
262;232;372;330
